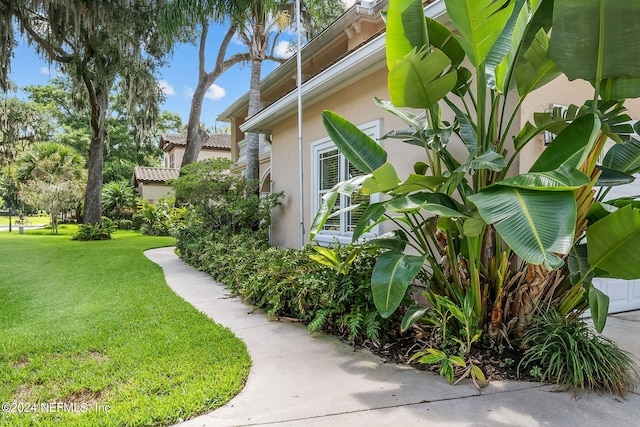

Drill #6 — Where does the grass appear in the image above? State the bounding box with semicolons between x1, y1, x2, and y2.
518;308;639;395
0;214;50;226
0;227;251;426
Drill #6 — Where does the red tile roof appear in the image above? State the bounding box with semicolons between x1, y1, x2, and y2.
160;133;231;151
133;166;180;184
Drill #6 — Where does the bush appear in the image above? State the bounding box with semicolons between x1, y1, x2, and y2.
117;219;134;230
175;229;401;345
134;197;186;236
518;308;639;395
171;158;283;238
72;218;117;241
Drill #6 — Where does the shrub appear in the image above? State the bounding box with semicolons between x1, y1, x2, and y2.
171;158;283;238
135;197;186;236
101;181;138;219
175;229;401;345
72;218;117;241
518;308;639;395
117;219;134;230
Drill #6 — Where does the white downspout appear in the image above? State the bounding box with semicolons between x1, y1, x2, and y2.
296;0;305;248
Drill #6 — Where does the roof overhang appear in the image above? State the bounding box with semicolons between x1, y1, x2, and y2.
237;0;449;134
241;33;387;134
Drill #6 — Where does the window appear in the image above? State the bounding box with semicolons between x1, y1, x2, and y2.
311;119;381;245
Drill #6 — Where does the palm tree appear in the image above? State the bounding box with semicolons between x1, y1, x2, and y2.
17;142;84;183
101;181;138;219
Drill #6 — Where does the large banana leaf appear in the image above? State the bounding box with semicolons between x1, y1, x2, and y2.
388;47;457;109
371;251;427;318
425;17;465;68
469;187;576;269
309;175;367;240
602;136;640;175
529;113;601;172
497;166;589;191
586;205;640;279
385;0;428;70
549;0;640;98
485;0;530;92
321;110;386;174
444;0;514;66
514;28;561;98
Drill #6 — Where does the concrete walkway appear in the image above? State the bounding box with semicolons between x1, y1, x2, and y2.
145;247;640;427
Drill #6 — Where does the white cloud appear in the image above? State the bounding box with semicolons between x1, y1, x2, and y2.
183;87;194;99
205;84;226;101
39;66;58;77
158;80;175;96
274;41;294;58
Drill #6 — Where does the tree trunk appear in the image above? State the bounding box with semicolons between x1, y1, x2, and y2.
181;79;208;168
84;87;108;225
245;57;262;190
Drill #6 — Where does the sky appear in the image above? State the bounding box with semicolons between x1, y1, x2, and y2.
7;0;358;132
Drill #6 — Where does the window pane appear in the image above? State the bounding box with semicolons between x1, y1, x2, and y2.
346;160;369;231
320;149;339;190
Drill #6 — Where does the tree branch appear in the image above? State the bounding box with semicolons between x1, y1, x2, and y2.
12;7;74;64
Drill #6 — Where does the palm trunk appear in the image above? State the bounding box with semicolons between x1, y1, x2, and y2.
246;57;262;189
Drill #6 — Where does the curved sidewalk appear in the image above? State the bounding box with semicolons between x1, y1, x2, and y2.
145;247;640;427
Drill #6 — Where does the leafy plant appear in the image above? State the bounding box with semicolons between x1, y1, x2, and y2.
72;218;116;241
310;0;640;349
518;308;639;395
101;181;138;219
175;228;400;344
405;292;486;387
135;196;186;236
171;157;283;238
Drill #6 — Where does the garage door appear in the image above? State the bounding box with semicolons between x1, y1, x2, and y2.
593;171;640;314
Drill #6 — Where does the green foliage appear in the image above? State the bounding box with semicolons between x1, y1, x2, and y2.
406;292;487;387
172;157;283;238
310;0;640;353
72;218;117;241
518;308;639;395
101;181;138;219
175;227;400;344
135;197;186;237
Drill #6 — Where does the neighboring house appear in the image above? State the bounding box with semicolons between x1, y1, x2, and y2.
218;0;640;313
132;133;232;202
132;167;180;204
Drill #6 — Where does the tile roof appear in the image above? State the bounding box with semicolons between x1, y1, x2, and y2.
133;166;180;183
160;133;231;151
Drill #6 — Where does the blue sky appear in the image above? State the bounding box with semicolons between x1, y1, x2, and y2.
8;0;356;131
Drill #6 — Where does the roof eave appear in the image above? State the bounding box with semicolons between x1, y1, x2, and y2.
236;1;450;133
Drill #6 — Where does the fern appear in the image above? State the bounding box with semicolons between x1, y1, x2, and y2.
308;310;328;332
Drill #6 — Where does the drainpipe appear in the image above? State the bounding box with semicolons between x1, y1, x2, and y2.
296;0;305;248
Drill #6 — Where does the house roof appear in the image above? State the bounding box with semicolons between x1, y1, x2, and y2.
159;133;231;151
133;166;180;184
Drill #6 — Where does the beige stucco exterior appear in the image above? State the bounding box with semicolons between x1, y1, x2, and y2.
136;182;175;204
164;146;231;169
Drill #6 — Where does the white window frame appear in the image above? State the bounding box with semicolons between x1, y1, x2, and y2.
310;119;382;246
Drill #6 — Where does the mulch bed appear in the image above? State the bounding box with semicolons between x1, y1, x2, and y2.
358;332;538;383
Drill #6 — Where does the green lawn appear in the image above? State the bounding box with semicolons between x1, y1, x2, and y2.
0;228;251;426
0;215;50;226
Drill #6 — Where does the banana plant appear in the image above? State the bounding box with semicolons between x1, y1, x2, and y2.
310;0;640;337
